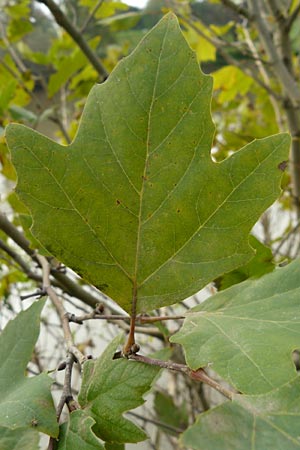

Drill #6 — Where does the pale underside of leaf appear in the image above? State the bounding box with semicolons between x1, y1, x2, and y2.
181;376;300;450
171;259;300;394
6;13;290;313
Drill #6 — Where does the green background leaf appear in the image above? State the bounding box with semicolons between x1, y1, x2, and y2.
78;335;160;444
171;259;300;394
181;377;300;450
6;13;290;314
214;235;274;290
0;300;58;437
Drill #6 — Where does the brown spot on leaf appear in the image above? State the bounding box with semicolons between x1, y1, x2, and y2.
116;199;121;205
278;160;288;171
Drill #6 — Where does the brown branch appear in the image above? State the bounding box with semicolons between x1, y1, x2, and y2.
248;0;300;106
80;0;104;33
127;411;185;434
128;354;234;400
55;354;80;418
37;0;108;79
220;0;252;19
67;310;184;324
286;1;300;31
36;254;87;365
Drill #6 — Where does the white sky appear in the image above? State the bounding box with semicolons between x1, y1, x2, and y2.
124;0;148;8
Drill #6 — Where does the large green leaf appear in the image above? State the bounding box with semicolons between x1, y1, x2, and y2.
181;376;300;450
0;426;39;450
56;410;104;450
6;13;290;314
0;300;58;437
78;335;160;444
171;259;300;394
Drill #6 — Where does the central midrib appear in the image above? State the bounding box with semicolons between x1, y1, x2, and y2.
133;23;170;296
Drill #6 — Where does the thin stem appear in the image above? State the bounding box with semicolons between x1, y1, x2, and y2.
127;411;185;434
36;254;87;365
80;0;104;33
128;354;234;400
37;0;108;79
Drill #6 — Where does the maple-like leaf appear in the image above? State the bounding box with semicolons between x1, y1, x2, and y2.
6;13;290;314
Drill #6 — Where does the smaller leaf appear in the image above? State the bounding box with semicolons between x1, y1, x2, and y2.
78;335;161;444
0;300;58;437
56;410;104;450
171;258;300;394
181;377;300;450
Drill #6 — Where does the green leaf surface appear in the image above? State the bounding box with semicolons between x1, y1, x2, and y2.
6;13;290;314
181;376;300;450
0;426;39;450
171;259;300;394
0;300;58;437
56;410;104;450
78;335;160;443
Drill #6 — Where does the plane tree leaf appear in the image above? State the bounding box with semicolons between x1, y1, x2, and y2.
171;259;300;394
6;13;290;314
181;376;300;450
78;335;160;444
0;300;58;437
56;410;104;450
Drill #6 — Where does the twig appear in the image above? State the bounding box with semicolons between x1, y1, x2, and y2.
220;0;252;19
286;1;300;31
56;354;80;418
80;0;104;33
37;0;108;79
67;311;184;324
36;254;87;365
273;218;300;256
127;354;234;400
177;13;282;101
248;0;300;106
127;410;185;434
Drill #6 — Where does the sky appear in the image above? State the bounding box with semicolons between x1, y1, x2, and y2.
124;0;148;8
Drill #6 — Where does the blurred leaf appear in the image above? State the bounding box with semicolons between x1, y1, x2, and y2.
215;235;274;290
99;12;142;31
154;392;188;435
9;105;37;124
181;377;300;450
213;66;253;102
0;300;58;437
183;23;216;61
171;258;300;394
78;335;161;444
